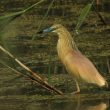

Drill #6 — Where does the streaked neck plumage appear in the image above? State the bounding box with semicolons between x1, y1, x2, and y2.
56;27;78;60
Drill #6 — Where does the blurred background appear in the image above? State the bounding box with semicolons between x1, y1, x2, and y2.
0;0;110;95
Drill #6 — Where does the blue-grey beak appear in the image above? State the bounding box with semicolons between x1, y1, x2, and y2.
37;27;57;34
43;27;55;33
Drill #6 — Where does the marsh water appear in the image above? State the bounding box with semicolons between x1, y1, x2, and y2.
0;97;109;110
0;0;110;110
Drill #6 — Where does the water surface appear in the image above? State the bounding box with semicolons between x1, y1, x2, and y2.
0;95;109;110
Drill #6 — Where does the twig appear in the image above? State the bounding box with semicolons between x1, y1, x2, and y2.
0;60;52;92
89;0;106;25
92;4;106;25
0;45;63;95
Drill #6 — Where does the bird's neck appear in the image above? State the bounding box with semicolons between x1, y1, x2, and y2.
57;30;78;60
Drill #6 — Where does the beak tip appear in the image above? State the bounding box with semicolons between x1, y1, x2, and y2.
37;27;55;34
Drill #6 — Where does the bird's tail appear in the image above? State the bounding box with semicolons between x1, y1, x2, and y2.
96;73;108;88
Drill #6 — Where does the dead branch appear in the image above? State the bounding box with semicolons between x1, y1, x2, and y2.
0;45;63;95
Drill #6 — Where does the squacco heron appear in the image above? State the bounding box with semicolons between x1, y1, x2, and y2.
39;24;108;94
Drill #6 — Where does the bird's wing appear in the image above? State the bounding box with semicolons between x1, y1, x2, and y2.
64;50;106;86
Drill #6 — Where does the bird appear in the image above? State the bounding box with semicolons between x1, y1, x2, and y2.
39;24;108;94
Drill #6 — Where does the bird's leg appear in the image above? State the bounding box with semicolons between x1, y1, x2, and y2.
71;79;80;94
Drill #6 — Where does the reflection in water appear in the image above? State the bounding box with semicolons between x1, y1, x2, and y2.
26;98;108;110
0;97;108;110
85;103;107;110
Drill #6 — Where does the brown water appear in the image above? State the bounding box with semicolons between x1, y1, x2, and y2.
0;97;109;110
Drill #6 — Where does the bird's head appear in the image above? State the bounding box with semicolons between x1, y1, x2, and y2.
38;24;66;35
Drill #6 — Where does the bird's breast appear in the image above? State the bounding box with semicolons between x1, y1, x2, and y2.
57;40;75;65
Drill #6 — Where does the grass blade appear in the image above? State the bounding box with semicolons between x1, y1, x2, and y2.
75;3;93;32
0;0;45;30
32;0;55;40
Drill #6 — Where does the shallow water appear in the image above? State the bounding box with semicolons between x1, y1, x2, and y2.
0;97;109;110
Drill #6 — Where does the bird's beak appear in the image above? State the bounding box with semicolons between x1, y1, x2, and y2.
37;27;57;34
43;27;55;33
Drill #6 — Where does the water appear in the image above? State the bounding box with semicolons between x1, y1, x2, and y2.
0;96;109;110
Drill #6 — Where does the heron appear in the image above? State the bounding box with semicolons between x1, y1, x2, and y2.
39;24;108;94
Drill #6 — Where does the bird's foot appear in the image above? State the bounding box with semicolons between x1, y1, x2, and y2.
70;90;80;95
